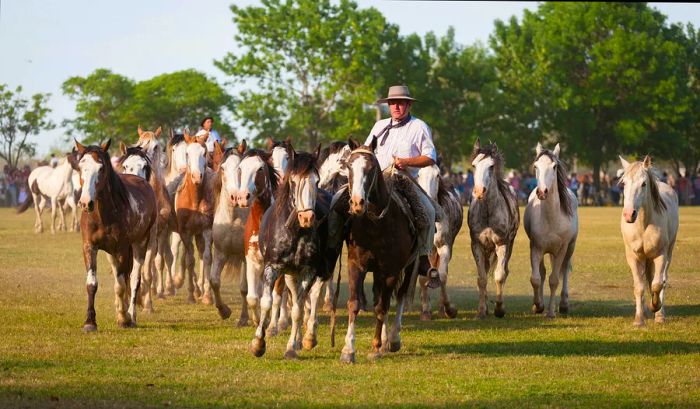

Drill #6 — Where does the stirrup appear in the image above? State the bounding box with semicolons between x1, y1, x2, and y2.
427;268;441;289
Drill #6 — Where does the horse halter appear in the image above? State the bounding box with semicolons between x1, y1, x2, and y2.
348;147;393;221
288;169;319;214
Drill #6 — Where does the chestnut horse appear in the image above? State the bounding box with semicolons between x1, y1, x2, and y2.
250;146;341;359
236;149;279;326
72;139;157;331
339;138;423;363
173;131;215;304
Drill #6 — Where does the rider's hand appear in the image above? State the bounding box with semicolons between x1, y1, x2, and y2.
393;156;407;170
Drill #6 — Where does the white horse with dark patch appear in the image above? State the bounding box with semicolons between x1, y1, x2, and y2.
619;155;679;326
416;164;463;320
467;139;519;319
524;143;578;318
17;153;77;234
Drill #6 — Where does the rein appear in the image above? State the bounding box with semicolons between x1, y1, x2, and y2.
349;148;395;222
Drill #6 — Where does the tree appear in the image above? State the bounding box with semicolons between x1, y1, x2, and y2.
0;84;55;168
62;69;231;146
491;3;686;187
215;0;400;149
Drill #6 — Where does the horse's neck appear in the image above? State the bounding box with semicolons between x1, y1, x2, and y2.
214;181;235;222
540;181;562;217
92;175;124;225
370;171;390;210
181;172;205;207
57;160;73;182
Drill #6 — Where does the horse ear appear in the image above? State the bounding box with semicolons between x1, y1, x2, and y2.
348;138;359;150
313;143;322;161
643;155;652;169
619;155;631;170
220;137;228;148
266;136;274;151
237;139;247;155
536;142;543;156
137;125;143;137
285;135;292;145
155;126;162;138
473;137;481;152
74;139;86;155
119;141;127;156
492;142;498;152
370;136;378;152
101;139;111;153
553;143;561;158
214;140;223;155
68;148;80;170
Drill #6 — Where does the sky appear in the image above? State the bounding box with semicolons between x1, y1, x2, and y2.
1;1;699;157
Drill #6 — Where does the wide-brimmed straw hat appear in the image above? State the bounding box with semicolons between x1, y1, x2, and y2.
376;85;419;103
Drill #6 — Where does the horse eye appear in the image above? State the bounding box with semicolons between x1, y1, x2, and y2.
642;182;647;187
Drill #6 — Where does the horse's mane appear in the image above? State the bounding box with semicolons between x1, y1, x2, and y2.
318;141;348;165
437;176;453;205
212;148;242;211
623;162;668;213
535;149;573;217
274;152;318;216
471;142;517;216
244;149;279;190
117;146;152;182
81;145;129;206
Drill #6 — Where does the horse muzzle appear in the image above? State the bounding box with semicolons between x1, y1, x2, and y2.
190;173;203;185
297;210;315;228
80;200;94;213
473;186;486;201
349;196;366;216
623;208;638;223
536;188;548;200
237;191;252;208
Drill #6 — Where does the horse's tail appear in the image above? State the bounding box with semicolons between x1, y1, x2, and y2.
16;180;38;214
330;254;342;348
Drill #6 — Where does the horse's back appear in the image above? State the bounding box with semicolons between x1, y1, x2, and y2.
658;181;680;242
120;173;157;232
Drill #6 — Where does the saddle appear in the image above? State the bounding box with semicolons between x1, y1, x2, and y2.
382;168;441;235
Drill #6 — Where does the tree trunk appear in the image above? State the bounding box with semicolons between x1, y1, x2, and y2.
592;159;601;193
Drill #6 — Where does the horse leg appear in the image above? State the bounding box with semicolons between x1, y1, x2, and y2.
471;242;489;319
284;274;306;359
82;245;99;331
493;244;510;318
626;248;646;327
236;257;249;327
546;252;566;319
279;288;290;331
127;243;146;326
35;195;46;233
530;245;545;314
181;234;196;304
199;231;214;305
340;261;362;363
250;265;278;358
210;249;231;320
49;197;58;234
57;199;67;231
245;248;263;326
369;275;392;360
171;231;184;289
266;276;284;337
419;274;431;321
162;231;175;296
559;240;576;315
437;243;457;319
387;264;413;354
194;234;209;303
302;277;324;351
650;254;668;321
140;225;157;313
322;274;334;313
154;234;165;299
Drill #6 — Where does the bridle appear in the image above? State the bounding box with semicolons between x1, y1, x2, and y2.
347;147;394;222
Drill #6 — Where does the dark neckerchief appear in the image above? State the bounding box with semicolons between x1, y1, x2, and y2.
375;115;412;147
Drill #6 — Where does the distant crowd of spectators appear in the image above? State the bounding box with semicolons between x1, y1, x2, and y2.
0;164;32;207
442;167;700;207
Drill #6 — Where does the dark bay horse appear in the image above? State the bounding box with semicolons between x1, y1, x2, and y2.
250;146;341;359
72;139;157;331
339;138;423;363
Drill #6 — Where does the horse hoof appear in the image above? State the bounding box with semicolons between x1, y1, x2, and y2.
559;305;569;315
322;301;333;313
186;295;196;304
278;320;289;332
476;312;488;320
194;288;202;299
217;304;232;320
266;327;278;338
420;311;432;321
389;341;401;353
236;317;249;328
118;321;136;329
250;338;266;357
532;303;544;314
284;350;299;360
340;352;355;364
142;306;154;314
82;323;97;332
445;306;458;319
655;315;666;324
201;293;213;305
546;312;556;319
157;293;166;300
302;337;317;351
494;308;506;318
633;318;646;327
367;351;382;360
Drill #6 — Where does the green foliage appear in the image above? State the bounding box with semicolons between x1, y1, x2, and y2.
215;0;400;149
62;69;231;146
0;84;55;168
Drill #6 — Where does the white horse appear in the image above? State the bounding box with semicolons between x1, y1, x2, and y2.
17;154;76;234
524;143;578;318
619;155;679;326
416;164;463;320
62;170;81;232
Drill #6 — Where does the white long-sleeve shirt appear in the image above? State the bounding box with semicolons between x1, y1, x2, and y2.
364;116;436;178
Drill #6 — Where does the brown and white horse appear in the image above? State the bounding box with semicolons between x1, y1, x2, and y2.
236;149;279;326
619;155;679;326
339;138;424;363
468;138;520;319
173;131;215;304
72;139;157;331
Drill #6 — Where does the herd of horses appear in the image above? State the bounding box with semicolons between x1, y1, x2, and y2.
16;127;680;362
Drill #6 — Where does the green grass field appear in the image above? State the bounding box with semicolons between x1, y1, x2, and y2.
1;206;699;408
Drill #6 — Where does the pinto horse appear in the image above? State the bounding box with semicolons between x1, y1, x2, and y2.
172;131;216;304
236;149;279;326
250;146;341;359
524;143;578;318
619;155;679;326
209;140;252;326
338;138;423;363
72;139;157;331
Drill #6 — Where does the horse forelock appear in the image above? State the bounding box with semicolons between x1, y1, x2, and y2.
118;146;153;182
471;143;504;181
624;162;667;213
534;149;573;217
243;149;279;192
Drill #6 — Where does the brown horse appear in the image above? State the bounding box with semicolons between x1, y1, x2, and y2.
173;131;216;304
339;138;424;363
236;149;279;325
71;139;157;331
